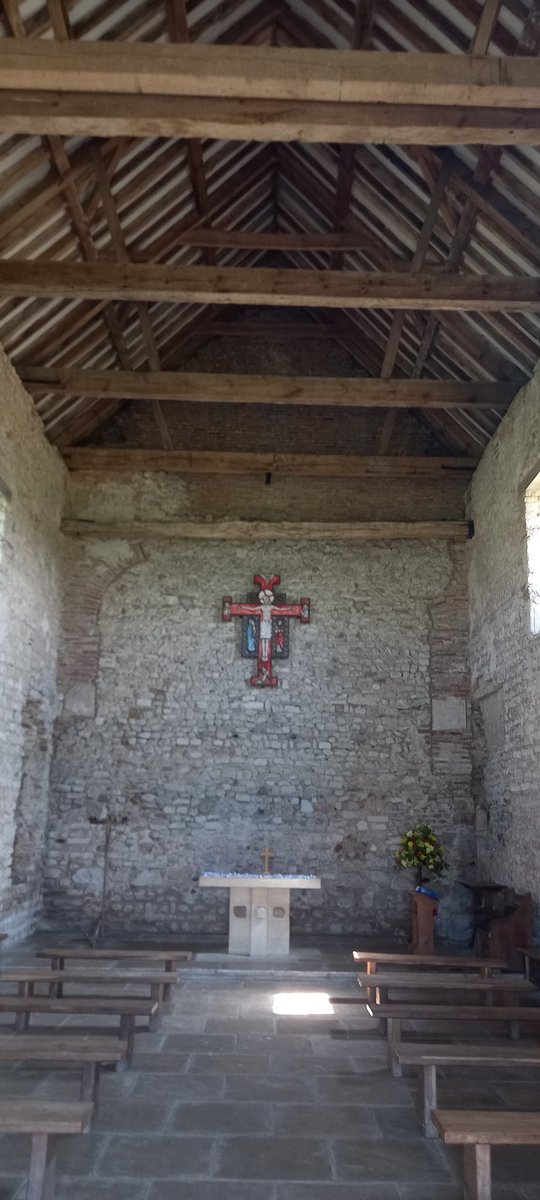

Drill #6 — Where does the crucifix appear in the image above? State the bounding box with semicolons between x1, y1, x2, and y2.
262;847;274;875
223;573;310;688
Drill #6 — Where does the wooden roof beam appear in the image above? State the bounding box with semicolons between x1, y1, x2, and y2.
62;519;472;543
3;262;540;310
19;368;516;410
2;92;539;145
61;448;478;477
1;42;538;108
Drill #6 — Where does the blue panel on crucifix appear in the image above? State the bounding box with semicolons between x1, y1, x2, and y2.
241;593;290;661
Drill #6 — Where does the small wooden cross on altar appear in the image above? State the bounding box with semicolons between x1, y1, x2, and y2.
262;847;274;875
223;574;310;688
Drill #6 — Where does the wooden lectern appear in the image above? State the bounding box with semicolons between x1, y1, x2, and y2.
409;890;439;954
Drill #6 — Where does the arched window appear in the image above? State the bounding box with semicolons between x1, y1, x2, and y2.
525;471;540;636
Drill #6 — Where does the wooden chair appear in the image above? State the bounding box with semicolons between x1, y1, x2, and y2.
394;1042;540;1136
365;1001;540;1075
0;1035;128;1121
433;1109;540;1200
0;995;158;1065
0;1101;92;1200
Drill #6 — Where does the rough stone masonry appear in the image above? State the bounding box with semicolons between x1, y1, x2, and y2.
45;485;474;940
0;348;64;940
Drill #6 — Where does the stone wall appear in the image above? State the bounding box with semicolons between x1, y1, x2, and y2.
468;368;540;932
0;348;65;939
45;472;474;940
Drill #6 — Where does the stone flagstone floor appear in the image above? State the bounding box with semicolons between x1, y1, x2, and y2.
0;943;539;1197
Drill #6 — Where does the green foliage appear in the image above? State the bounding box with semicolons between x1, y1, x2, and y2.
395;822;448;880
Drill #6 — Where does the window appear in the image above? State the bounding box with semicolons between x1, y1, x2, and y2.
526;472;540;636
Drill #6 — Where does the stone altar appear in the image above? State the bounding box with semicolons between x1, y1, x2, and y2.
199;872;322;956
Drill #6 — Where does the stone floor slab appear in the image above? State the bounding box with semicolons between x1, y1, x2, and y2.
225;1074;315;1104
332;1138;453;1184
217;1135;333;1180
148;1183;276;1200
170;1100;272;1134
276;1186;400;1200
315;1075;413;1106
274;1103;379;1139
98;1134;215;1178
188;1052;269;1075
132;1073;224;1101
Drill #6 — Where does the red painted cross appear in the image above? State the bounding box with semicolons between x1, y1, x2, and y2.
223;573;310;688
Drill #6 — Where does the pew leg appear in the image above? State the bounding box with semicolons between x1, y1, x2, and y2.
366;960;376;1004
464;1143;492;1200
15;982;29;1033
80;1062;99;1127
387;1018;402;1077
163;961;173;1005
421;1065;438;1137
149;984;161;1032
43;1145;57;1200
27;1133;50;1200
119;1014;135;1067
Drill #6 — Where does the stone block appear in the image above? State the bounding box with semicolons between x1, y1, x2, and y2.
431;696;467;731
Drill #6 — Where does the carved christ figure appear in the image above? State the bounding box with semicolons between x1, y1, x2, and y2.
223;574;310;688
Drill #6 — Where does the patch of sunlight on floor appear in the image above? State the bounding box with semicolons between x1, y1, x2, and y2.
272;992;334;1015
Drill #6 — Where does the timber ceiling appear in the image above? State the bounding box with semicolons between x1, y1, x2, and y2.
1;0;540;458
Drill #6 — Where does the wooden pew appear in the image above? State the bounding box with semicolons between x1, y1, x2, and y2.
519;946;540;983
0;1035;127;1121
356;970;534;1007
36;946;192;1002
365;1001;540;1076
394;1042;540;1137
353;951;507;979
0;1100;92;1200
0;995;157;1066
0;969;179;1031
433;1109;540;1200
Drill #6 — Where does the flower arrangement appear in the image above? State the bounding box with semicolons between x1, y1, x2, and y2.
395;822;448;889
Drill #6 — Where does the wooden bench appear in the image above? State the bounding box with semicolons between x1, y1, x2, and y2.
0;995;157;1066
0;969;180;1031
353;951;507;978
0;1100;92;1200
0;1035;127;1122
394;1042;540;1137
519;946;540;983
365;1001;540;1076
433;1109;540;1200
37;946;192;1002
356;970;534;1007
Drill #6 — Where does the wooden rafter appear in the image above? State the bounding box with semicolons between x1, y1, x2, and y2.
20;368;516;410
3;262;540;310
89;145;172;448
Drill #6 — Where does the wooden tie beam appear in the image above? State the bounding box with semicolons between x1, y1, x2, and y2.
62;449;477;477
2;262;540;310
1;42;540;145
19;369;516;410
